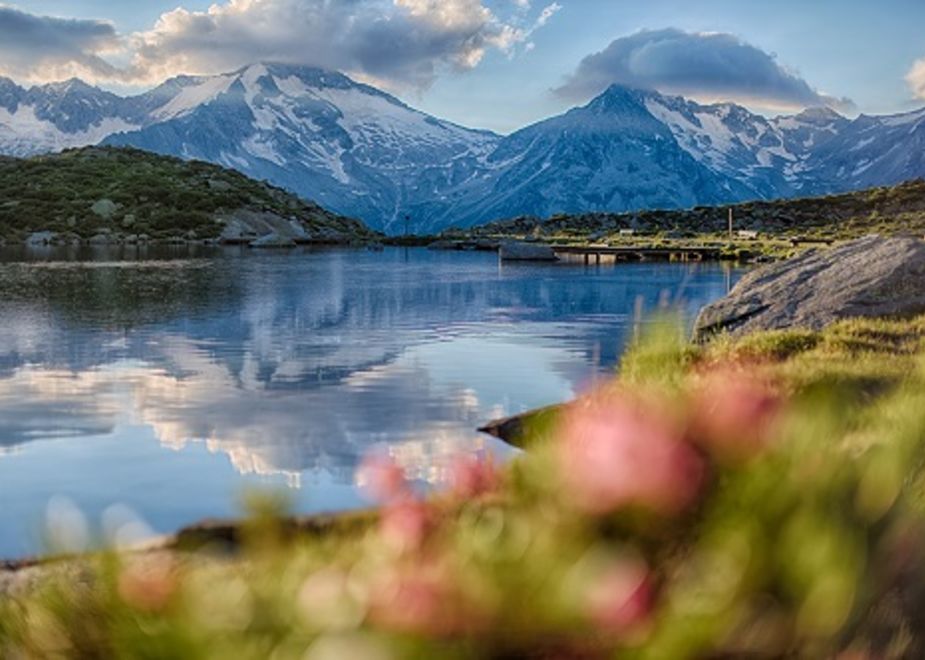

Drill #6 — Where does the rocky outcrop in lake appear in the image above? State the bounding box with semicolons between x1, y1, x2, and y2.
694;236;925;338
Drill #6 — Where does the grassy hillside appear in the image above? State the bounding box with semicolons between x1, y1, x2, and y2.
465;179;925;243
0;147;378;245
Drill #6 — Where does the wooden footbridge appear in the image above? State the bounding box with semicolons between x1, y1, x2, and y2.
551;244;723;263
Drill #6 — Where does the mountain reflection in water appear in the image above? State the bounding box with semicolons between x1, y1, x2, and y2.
0;246;741;557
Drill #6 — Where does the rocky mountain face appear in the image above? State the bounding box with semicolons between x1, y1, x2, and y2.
0;78;141;156
0;64;923;233
104;64;500;234
432;86;753;232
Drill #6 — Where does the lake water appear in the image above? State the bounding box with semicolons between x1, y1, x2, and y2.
0;246;741;558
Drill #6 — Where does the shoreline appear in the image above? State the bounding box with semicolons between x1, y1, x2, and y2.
0;236;787;264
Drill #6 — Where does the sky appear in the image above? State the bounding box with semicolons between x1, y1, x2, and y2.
1;0;924;134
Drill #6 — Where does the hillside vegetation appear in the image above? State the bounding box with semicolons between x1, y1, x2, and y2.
466;179;925;243
0;147;378;245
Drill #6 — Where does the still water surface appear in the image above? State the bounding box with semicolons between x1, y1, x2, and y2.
0;246;741;557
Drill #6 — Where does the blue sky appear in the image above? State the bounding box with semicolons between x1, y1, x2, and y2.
3;0;925;133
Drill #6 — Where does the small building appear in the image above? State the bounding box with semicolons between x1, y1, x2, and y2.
618;229;636;237
737;230;760;240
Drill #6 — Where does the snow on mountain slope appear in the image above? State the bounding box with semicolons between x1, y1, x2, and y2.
0;105;138;157
150;75;238;121
801;107;925;193
0;77;141;157
642;94;798;199
772;107;847;151
104;63;501;232
423;85;756;231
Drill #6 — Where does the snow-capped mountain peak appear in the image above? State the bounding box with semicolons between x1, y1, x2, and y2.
0;76;139;156
791;106;846;125
97;63;500;232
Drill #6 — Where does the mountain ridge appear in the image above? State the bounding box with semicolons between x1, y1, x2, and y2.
1;63;924;233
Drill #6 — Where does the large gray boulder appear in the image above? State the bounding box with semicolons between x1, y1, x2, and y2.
694;236;925;339
499;240;558;262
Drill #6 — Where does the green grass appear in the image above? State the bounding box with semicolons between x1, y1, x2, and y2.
702;316;925;395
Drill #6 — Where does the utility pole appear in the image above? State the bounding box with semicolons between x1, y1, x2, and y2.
728;207;734;239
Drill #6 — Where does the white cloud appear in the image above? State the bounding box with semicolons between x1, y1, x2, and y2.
907;58;925;100
535;2;561;28
556;28;854;112
0;5;125;83
0;0;559;89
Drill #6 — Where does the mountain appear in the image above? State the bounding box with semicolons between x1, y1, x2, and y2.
425;86;755;232
0;146;377;245
1;64;924;233
104;64;500;234
0;77;141;156
798;108;925;194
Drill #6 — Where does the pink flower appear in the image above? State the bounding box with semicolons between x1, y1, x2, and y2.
117;556;178;613
380;498;433;553
447;453;501;499
586;556;654;635
689;368;782;462
558;389;704;515
357;452;409;503
368;563;463;636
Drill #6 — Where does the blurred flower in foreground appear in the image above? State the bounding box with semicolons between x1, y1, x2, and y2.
379;498;433;553
447;453;502;499
118;556;178;613
558;389;704;515
298;568;365;632
586;554;654;636
368;562;468;637
305;634;394;660
357;452;410;503
689;366;782;462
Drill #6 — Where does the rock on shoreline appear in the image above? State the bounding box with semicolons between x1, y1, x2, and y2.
694;235;925;339
499;240;558;261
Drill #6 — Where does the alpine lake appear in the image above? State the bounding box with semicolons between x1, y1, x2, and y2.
0;245;743;558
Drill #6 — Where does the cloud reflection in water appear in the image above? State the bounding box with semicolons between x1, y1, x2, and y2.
0;247;739;556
